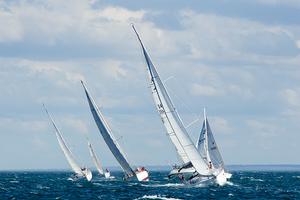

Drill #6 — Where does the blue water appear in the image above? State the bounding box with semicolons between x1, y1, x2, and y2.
0;170;300;199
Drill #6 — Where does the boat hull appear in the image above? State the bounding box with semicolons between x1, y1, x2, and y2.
135;167;149;181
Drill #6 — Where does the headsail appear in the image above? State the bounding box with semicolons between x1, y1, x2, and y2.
81;81;135;177
43;105;83;175
196;110;224;171
132;25;211;176
88;141;104;175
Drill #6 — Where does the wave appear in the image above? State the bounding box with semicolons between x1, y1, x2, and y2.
226;181;240;187
135;195;182;200
9;180;19;183
141;183;185;188
240;176;264;182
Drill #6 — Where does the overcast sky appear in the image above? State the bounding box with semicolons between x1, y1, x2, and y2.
0;0;300;170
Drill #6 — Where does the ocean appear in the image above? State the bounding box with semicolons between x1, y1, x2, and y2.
0;168;300;199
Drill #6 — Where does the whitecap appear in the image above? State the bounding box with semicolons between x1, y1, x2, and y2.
250;178;264;182
9;180;19;183
135;194;182;200
141;183;184;188
226;181;239;187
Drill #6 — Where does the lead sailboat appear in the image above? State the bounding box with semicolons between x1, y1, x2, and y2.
196;109;232;184
132;25;229;185
81;81;149;181
43;105;92;181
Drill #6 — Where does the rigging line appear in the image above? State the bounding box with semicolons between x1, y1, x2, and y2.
163;76;175;84
185;118;200;129
164;77;201;133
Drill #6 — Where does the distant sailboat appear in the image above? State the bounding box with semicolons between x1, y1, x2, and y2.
43;105;92;181
81;81;149;181
132;25;229;185
196;109;232;183
87;141;111;178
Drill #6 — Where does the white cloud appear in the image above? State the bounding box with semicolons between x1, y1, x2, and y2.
63;117;89;134
296;40;300;49
210;117;232;134
99;60;128;80
255;0;300;8
246;119;280;137
0;117;48;135
0;1;147;46
179;10;299;61
98;7;145;22
191;84;220;96
281;88;300;107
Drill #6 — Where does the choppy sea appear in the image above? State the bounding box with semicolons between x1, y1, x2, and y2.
0;170;300;199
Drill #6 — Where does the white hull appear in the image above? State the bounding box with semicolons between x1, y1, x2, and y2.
104;172;111;179
83;169;93;181
135;167;149;181
169;165;232;186
169;166;196;176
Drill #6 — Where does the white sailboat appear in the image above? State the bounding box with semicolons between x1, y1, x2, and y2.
196;109;232;184
132;25;229;185
43;105;92;181
81;81;149;182
87;141;111;178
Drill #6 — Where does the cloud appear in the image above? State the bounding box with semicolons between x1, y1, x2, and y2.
0;117;48;135
281;88;300;107
255;0;300;8
209;117;232;134
191;84;220;96
179;10;299;61
63;117;89;134
0;0;147;50
98;6;145;22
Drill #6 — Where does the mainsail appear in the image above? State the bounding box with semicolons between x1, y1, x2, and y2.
43;105;83;175
88;141;104;175
81;81;135;177
132;25;211;176
197;110;224;171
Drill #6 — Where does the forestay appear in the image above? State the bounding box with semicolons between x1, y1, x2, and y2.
81;81;135;177
132;25;211;176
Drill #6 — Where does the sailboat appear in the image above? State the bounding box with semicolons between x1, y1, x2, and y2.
197;109;232;183
87;141;111;178
81;81;149;181
43;105;92;181
132;25;229;185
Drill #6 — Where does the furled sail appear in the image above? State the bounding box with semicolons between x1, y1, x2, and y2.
43;105;83;175
132;25;211;176
81;81;135;177
197;110;224;171
88;141;104;175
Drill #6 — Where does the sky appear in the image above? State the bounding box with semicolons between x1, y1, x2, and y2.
0;0;300;170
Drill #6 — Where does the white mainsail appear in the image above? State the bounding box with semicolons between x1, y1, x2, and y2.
88;141;104;175
81;81;135;178
132;25;211;176
197;110;224;171
43;105;92;181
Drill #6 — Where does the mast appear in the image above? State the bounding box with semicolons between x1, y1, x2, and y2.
204;108;211;164
132;25;211;176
